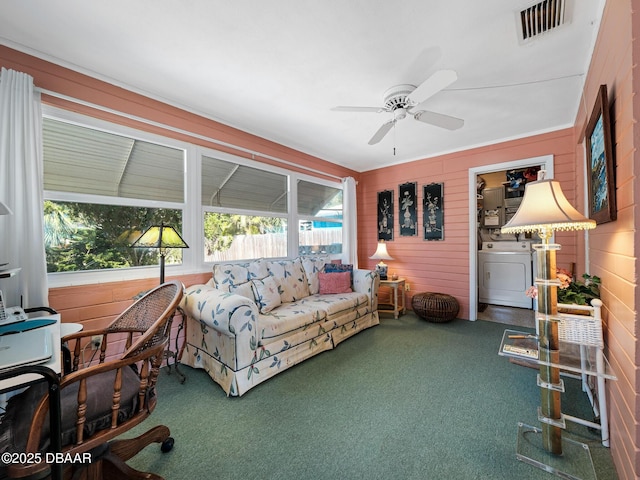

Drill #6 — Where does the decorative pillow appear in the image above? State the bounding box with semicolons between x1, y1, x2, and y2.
251;277;282;313
324;263;353;283
247;259;269;281
318;271;353;294
229;281;255;300
213;260;269;292
266;258;310;302
300;255;330;295
213;262;251;291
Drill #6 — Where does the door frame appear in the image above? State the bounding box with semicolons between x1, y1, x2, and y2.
467;155;554;320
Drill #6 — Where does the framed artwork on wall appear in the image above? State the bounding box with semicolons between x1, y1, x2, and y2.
399;182;418;236
377;190;394;241
423;183;444;241
585;84;616;224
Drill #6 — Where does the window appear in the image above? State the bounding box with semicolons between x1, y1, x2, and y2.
201;155;288;261
42;117;186;273
297;180;342;255
42;109;346;283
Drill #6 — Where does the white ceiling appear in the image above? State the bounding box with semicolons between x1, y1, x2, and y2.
0;0;604;172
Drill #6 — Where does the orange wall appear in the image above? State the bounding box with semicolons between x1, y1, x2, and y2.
571;1;639;478
49;273;210;331
357;128;580;319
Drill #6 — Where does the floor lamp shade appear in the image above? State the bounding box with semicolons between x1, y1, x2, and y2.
502;178;595;460
131;224;189;283
501;179;596;235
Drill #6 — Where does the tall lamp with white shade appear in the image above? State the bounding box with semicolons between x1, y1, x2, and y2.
501;174;596;475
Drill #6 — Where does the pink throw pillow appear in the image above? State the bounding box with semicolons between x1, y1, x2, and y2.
318;271;352;294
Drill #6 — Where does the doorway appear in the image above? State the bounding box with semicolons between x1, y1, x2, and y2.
468;155;554;322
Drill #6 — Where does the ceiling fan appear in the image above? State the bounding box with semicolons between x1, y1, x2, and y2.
332;70;464;145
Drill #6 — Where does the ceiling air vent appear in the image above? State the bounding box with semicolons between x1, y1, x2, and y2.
519;0;568;42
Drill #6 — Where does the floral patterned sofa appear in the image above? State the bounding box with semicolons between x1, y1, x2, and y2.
180;256;380;396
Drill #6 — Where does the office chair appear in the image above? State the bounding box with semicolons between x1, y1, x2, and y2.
0;280;184;480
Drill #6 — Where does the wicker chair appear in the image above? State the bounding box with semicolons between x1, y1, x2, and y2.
0;280;184;480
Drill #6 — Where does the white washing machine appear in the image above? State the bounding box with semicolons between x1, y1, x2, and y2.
478;241;533;309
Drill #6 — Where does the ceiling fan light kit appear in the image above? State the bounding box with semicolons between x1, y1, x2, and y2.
333;69;465;145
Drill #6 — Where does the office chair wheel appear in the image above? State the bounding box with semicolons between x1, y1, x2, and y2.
161;437;175;453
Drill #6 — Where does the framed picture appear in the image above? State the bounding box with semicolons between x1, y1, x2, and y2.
585;84;616;224
377;190;394;241
399;182;418;236
423;183;444;241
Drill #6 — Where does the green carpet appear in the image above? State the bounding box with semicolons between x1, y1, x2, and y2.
126;314;617;479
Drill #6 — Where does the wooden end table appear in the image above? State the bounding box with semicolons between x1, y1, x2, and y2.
379;278;406;319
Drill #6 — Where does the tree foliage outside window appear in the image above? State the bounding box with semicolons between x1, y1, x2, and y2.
45;200;182;272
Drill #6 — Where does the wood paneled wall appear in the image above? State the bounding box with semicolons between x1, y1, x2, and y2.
356;128;579;320
571;1;639;478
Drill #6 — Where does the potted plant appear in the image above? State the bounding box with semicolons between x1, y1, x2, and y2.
526;268;601;311
557;270;601;306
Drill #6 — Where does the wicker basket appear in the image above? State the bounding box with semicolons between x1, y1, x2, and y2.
412;292;459;323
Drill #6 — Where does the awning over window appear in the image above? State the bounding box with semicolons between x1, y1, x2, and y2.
43;118;185;203
201;155;288;213
297;180;342;218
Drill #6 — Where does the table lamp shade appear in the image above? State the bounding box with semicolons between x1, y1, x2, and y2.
501;179;595;235
369;241;393;280
131;224;189;284
131;224;189;250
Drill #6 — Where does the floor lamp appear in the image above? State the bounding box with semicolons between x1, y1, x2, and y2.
131;223;189;284
501;176;595;470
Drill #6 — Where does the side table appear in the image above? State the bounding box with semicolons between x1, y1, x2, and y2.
379;278;406;319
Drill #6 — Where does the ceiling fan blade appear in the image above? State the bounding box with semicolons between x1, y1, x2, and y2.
331;106;384;113
414;110;464;130
368;120;395;145
408;69;458;105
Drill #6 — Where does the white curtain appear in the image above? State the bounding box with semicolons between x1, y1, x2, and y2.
342;176;358;268
0;68;48;308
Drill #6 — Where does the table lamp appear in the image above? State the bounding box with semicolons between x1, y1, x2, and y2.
131;223;189;284
369;240;393;280
502;173;595;459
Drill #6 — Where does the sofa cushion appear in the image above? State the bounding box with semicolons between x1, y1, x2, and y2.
258;302;327;342
319;271;352;294
299;255;330;295
251;277;282;313
266;258;310;303
300;293;369;319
